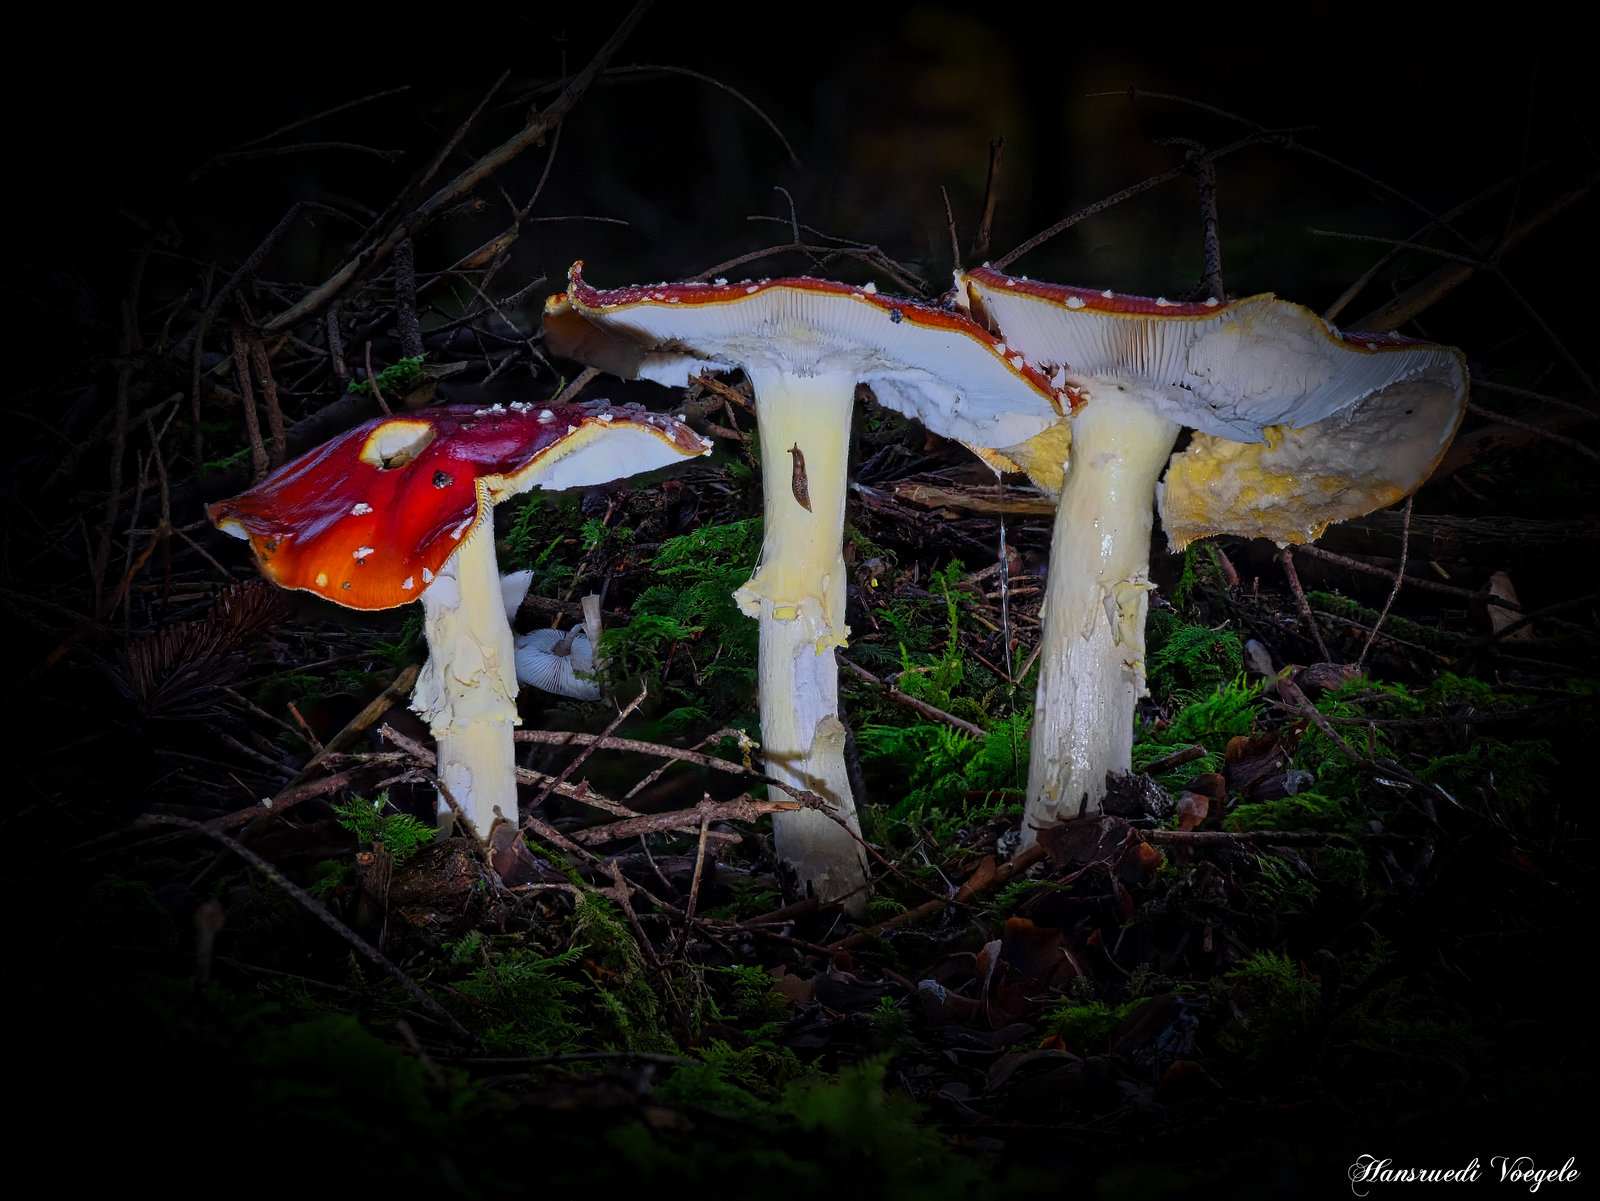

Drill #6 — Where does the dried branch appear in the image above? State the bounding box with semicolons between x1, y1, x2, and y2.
838;657;987;739
1279;547;1332;661
970;136;1004;262
262;2;652;333
1358;496;1412;671
569;794;801;845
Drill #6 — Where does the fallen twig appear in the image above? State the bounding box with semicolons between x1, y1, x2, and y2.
828;843;1049;952
839;658;987;739
569;794;801;845
1358;496;1412;670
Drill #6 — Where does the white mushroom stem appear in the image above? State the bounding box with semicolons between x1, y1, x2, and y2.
411;518;520;840
734;368;869;912
1024;390;1179;843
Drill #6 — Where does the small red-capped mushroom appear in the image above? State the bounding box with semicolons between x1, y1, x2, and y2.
546;263;1068;909
955;267;1467;840
208;400;710;841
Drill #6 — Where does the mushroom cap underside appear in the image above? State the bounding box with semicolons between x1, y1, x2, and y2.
207;401;709;610
961;267;1465;442
1158;370;1465;549
959;267;1467;542
545;262;1071;448
515;627;600;700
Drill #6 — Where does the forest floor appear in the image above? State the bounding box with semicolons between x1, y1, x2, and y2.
6;12;1596;1196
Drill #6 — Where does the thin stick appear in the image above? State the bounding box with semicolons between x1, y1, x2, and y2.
392;239;424;360
246;336;287;468
1191;146;1224;301
602;64;800;166
229;325;269;481
94;310;134;608
773;185;801;244
995;127;1294;271
262;3;651;333
828;843;1049;952
1140;744;1206;776
970;137;1004;262
378;722;633;814
571;794;801;845
624;727;729;800
1350;170;1597;334
326;301;349;384
364;342;392;414
191;263;215;465
1280;547;1332;661
1322;166;1546;323
185;85;412;177
447;1050;696;1068
1473;379;1596;421
1358;496;1412;671
1464;400;1600;462
683;810;711;924
531;686;648;809
514;728;764;777
284;663;421;787
941;186;961;271
137;814;476;1045
202;768;370;830
838;657;987;739
550;366;600;407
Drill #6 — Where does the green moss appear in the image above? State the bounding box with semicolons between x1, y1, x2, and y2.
331;792;433;863
443;931;587;1056
1146;608;1242;698
603;518;762;715
346;354;425;397
1038;995;1141;1053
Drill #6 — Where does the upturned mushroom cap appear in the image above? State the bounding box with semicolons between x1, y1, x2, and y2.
514;627;600;701
959;267;1468;547
545;262;1073;446
207;400;710;608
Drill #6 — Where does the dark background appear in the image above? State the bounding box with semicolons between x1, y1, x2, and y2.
5;4;1593;1189
15;6;1590;356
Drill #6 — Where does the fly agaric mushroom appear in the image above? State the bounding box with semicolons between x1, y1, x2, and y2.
956;267;1467;840
207;400;710;841
545;263;1070;908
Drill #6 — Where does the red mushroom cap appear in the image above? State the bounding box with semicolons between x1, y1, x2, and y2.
207;401;707;610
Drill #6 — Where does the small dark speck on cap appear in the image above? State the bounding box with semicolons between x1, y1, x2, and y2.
342;581;352;590
889;309;903;324
433;470;453;488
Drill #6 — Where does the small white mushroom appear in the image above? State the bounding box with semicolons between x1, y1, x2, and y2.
514;626;601;701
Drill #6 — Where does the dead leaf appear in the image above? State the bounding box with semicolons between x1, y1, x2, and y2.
1119;841;1165;885
1037;815;1128;869
1225;733;1293;796
1295;662;1362;693
769;965;815;1007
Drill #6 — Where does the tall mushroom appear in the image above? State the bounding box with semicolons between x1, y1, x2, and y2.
545;263;1069;908
955;267;1467;840
207;400;710;841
